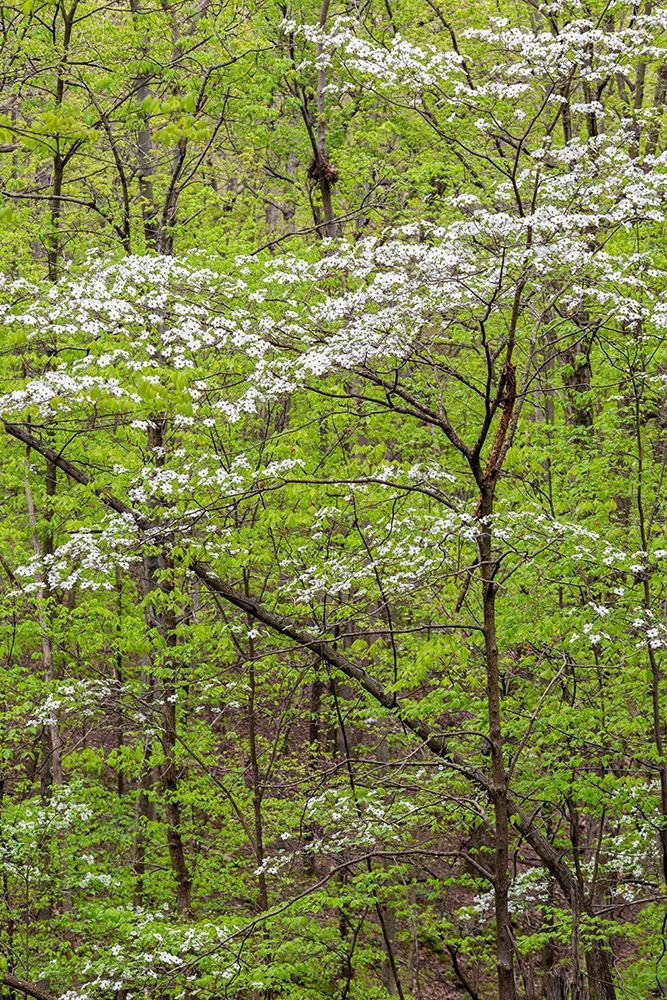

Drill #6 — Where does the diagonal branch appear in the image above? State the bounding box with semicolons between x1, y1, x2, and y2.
4;973;57;1000
5;422;149;528
3;420;579;905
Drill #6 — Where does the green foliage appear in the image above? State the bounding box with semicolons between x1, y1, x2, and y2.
0;1;666;999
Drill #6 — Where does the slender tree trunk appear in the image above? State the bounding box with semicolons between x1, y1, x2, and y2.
313;0;337;237
246;649;268;914
132;749;153;906
130;0;159;249
46;2;74;282
632;387;667;882
24;459;63;794
132;666;156;908
477;494;516;1000
47;155;64;283
137;416;192;914
114;568;125;796
148;555;192;914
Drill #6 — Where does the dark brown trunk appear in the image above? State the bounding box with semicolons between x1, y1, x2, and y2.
140;417;192;914
478;490;516;1000
584;945;615;1000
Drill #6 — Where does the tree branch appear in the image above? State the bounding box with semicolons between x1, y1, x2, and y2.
4;973;58;1000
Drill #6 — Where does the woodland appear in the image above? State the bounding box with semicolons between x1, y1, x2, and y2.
0;0;666;999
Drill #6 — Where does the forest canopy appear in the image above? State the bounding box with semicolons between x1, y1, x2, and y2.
0;1;666;999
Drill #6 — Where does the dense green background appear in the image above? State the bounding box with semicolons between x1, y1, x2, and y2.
0;1;666;999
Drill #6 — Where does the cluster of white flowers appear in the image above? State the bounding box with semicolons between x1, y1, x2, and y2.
300;787;420;854
0;372;141;417
46;910;250;999
286;17;464;88
127;453;305;506
632;610;667;651
2;785;94;862
28;679;111;726
1;135;665;435
287;5;667;124
79;871;121;889
15;512;138;592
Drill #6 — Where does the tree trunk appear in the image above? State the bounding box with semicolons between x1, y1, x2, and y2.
477;497;517;1000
